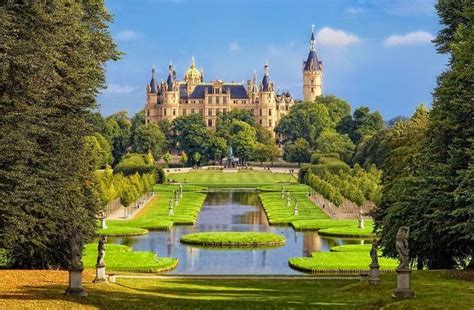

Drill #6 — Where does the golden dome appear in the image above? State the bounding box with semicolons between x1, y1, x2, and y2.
184;57;202;81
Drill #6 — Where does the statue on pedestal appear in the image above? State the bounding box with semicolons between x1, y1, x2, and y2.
396;226;410;270
96;236;107;267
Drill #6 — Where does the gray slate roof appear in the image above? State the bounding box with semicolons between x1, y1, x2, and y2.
179;84;249;100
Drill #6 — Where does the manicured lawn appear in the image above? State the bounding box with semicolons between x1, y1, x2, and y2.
1;270;472;309
98;185;207;236
257;184;310;192
289;243;398;273
180;232;285;247
318;222;375;238
82;244;178;273
259;192;329;225
168;170;297;187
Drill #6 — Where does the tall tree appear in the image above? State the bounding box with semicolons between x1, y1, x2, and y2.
0;1;119;268
132;124;165;160
337;106;385;143
374;1;473;269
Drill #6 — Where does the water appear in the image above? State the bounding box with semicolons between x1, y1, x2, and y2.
111;191;368;275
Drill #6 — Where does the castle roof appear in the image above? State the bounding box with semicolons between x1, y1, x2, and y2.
303;50;322;71
150;67;158;93
179;84;249;100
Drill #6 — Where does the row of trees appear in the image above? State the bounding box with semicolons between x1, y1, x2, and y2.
94;165;155;214
304;164;382;208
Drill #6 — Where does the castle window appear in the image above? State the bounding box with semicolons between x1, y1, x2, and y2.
146;119;149;125
311;88;314;93
268;109;272;116
259;109;262;116
185;100;188;104
311;79;314;85
147;109;150;117
208;108;212;116
164;108;167;116
223;108;227;115
173;109;176;116
259;119;262;125
251;109;254;115
234;100;237;104
191;108;195;114
276;105;279;111
286;106;289;111
208;97;212;104
208;119;212;127
268;120;272;127
216;97;220;104
223;97;227;104
183;108;187;116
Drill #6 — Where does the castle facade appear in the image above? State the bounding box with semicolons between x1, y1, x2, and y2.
144;28;322;130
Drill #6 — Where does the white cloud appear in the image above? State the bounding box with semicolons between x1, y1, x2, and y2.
316;27;362;47
103;83;138;95
115;30;142;41
229;41;241;52
384;31;434;46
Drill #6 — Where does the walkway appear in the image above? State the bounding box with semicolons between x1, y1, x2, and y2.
106;194;156;220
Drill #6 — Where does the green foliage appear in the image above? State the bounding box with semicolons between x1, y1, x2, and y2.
315;95;351;124
163;152;172;164
275;101;334;147
229;120;257;163
132;124;165;160
0;0;119;268
310;152;340;164
180;152;189;165
284;138;311;166
375;5;474;268
314;129;355;163
216;109;255;141
337;106;385;143
253;142;280;165
180;232;285;247
114;153;156;176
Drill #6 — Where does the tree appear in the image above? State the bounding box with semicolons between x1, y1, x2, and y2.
337;106;385;143
163;152;172;165
208;134;227;162
253;142;281;166
315;95;351;124
105;112;132;165
0;0;119;268
229;120;257;164
216;109;255;140
193;152;202;165
157;119;173;151
132;124;165;160
275;102;334;148
180;152;188;165
314;129;355;163
255;125;274;145
284;138;311;166
172;114;212;165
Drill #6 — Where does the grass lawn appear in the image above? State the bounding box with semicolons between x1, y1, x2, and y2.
318;222;375;238
289;242;398;273
259;192;329;225
168;170;297;187
1;269;472;309
98;185;207;236
257;184;310;192
180;232;285;247
82;244;178;273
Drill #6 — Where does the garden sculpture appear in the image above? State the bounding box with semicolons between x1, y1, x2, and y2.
395;226;410;269
96;236;107;267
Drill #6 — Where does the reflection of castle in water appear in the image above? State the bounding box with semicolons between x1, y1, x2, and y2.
303;232;321;256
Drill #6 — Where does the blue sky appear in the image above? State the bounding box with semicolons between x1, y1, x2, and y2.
99;0;448;120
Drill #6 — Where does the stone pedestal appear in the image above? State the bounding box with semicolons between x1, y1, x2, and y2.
65;268;87;297
368;263;381;285
392;268;414;298
93;265;107;283
101;218;107;229
108;273;116;283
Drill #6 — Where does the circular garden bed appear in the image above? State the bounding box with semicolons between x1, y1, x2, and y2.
180;232;286;247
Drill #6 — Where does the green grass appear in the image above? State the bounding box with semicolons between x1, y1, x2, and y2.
82;243;178;273
180;232;286;247
291;219;359;230
257;184;310;192
259;192;329;225
97;189;207;236
330;244;373;252
318;222;375;238
152;183;207;192
289;251;398;273
168;170;297;187
3;270;473;309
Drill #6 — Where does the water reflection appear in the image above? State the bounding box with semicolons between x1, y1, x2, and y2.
111;191;370;275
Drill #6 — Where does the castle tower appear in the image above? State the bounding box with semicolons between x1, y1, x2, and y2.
184;57;202;93
303;25;323;102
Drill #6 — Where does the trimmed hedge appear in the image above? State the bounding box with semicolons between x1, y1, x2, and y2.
180;232;286;247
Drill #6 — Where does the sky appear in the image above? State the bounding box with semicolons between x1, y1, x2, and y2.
99;0;448;120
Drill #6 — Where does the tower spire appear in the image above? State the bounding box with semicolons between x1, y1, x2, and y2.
310;25;316;51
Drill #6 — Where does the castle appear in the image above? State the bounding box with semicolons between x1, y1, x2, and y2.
144;28;322;130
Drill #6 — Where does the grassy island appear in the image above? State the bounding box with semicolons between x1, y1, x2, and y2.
180;232;286;247
82;244;178;273
289;244;398;273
